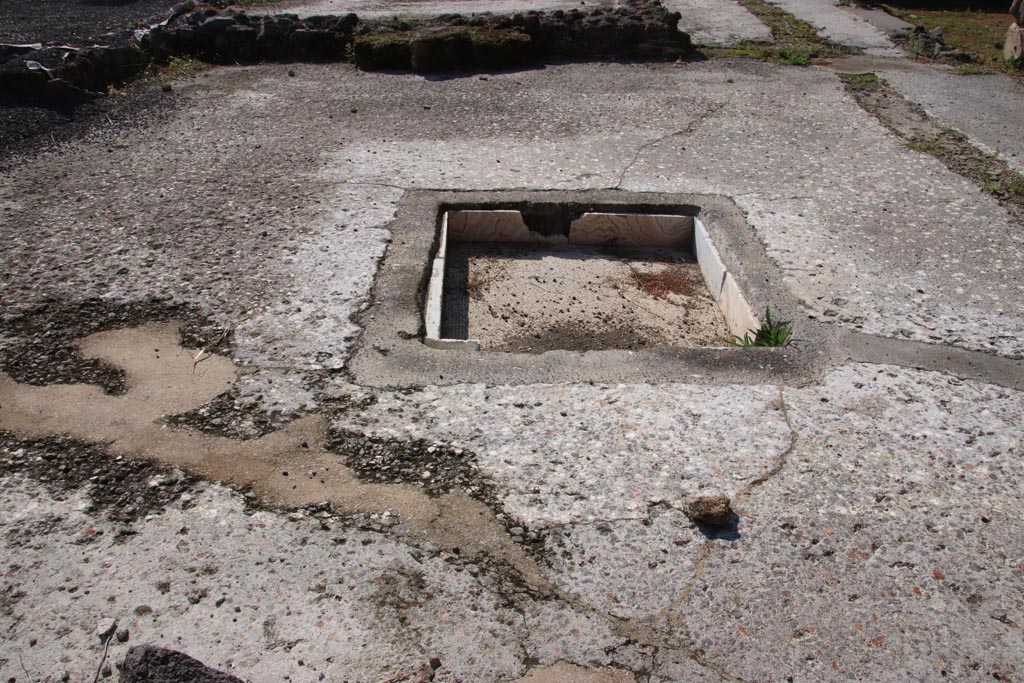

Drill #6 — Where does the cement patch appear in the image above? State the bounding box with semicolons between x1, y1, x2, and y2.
0;478;616;683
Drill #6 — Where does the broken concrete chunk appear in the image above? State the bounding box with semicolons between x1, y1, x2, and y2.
96;618;118;642
118;646;245;683
684;495;732;527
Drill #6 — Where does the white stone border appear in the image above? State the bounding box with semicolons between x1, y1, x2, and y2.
423;213;482;351
694;217;759;339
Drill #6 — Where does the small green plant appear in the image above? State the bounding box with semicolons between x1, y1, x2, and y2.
729;308;793;348
906;139;940;154
778;46;810;65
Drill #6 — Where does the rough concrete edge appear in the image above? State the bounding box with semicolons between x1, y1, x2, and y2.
840;329;1024;392
347;188;826;388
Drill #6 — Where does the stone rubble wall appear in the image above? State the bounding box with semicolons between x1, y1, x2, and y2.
0;0;691;104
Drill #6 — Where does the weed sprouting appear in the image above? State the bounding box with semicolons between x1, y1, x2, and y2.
778;46;810;65
729;308;793;348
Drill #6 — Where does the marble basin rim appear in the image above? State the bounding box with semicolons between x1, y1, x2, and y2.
423;208;760;351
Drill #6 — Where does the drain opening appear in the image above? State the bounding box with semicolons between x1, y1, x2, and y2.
424;209;759;352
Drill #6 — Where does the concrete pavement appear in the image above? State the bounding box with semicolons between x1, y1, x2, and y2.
1;3;1023;682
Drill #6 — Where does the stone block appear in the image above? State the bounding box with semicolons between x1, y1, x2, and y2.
693;217;726;299
568;212;693;247
718;273;759;339
410;27;473;73
1005;22;1023;63
352;32;410;69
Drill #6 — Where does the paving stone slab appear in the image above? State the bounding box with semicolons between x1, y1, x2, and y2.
663;0;772;46
765;0;902;55
880;67;1024;175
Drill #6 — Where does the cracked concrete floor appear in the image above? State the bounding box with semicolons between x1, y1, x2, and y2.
1;56;1023;683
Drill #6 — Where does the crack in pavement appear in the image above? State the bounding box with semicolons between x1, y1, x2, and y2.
612;103;727;190
733;386;797;506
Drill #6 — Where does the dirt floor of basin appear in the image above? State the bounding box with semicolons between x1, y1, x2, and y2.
441;243;731;353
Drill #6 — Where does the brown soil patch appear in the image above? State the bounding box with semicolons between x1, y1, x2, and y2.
0;323;548;588
441;244;730;353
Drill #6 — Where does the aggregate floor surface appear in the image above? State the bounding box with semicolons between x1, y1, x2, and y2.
1;3;1023;682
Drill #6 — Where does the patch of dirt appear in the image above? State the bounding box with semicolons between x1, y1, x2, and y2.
840;72;1024;223
630;268;702;300
0;323;553;589
495;324;655;354
163;384;312;441
0;298;231;394
0;432;200;525
441;243;730;353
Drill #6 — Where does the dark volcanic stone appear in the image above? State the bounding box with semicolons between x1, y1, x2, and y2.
684;495;733;528
353;31;411;70
410;27;473;73
471;28;532;68
118;646;244;683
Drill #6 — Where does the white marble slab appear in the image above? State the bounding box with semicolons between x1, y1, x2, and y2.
718;272;759;339
423;257;445;341
424;337;482;351
568;213;693;247
694;217;726;300
447;210;536;243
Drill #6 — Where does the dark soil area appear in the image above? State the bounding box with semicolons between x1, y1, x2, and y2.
327;427;494;499
0;432;201;525
493;323;655;353
0;82;174;168
0;0;176;46
0;298;232;394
